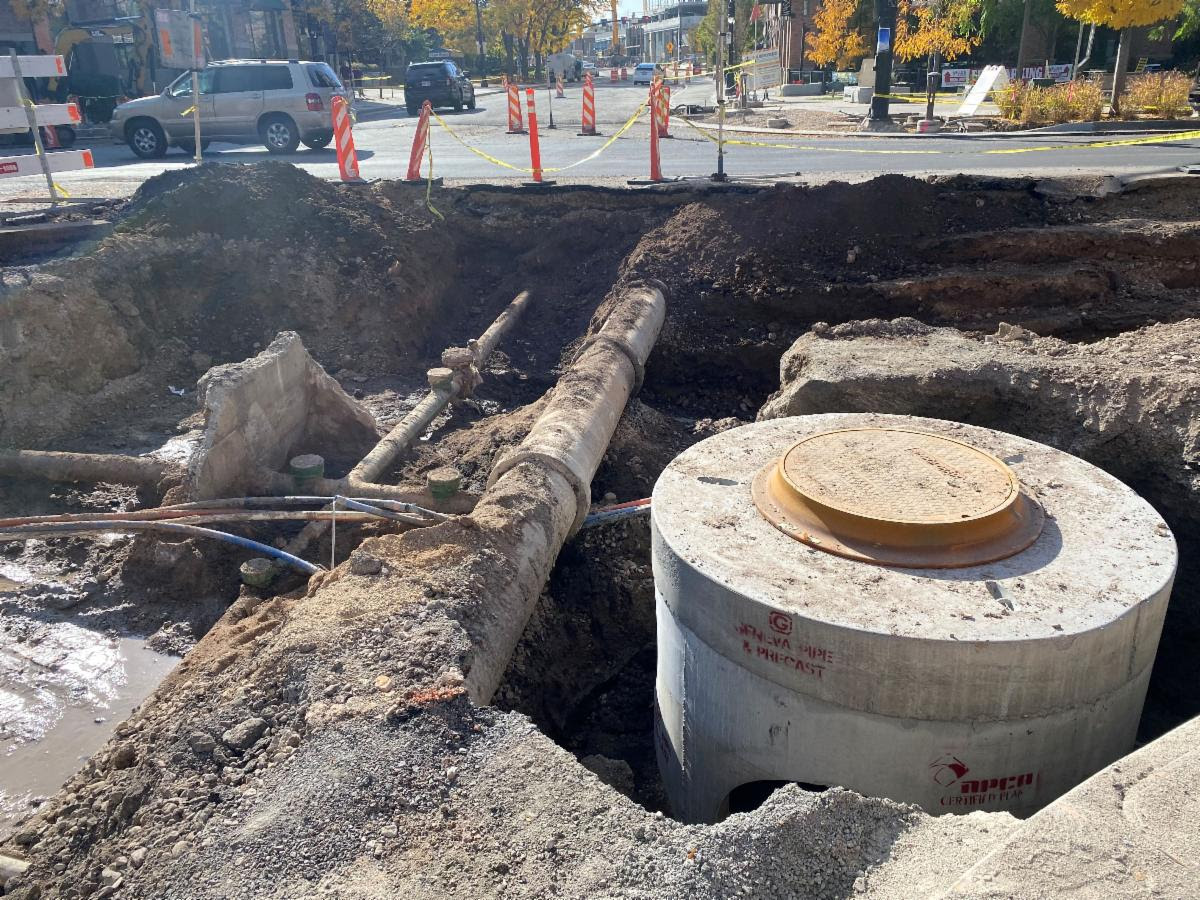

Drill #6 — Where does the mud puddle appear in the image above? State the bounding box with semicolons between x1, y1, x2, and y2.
0;615;176;840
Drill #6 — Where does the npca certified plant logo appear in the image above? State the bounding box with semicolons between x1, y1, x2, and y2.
768;611;792;635
929;755;970;787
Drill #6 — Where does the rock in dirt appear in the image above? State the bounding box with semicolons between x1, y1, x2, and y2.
221;717;267;751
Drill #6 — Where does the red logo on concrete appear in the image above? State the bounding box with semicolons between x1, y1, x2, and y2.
929;755;970;786
768;611;792;635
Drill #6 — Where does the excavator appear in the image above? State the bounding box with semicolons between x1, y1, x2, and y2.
46;6;157;123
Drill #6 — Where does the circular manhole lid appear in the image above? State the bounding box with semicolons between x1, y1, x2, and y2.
751;427;1044;568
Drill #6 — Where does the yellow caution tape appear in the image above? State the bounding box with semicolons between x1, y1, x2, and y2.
430;111;531;173
52;182;70;198
543;96;649;173
984;128;1200;154
872;92;963;102
679;115;941;154
425;138;444;220
429;96;650;176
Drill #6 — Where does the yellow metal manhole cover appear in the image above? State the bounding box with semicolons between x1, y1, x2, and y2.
751;427;1045;569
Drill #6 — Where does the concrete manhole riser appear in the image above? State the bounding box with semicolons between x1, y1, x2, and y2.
651;413;1177;823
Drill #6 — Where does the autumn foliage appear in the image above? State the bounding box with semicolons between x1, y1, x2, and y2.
1054;0;1184;27
805;0;868;68
893;0;982;62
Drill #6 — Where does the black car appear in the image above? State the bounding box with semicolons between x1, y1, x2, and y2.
405;61;476;114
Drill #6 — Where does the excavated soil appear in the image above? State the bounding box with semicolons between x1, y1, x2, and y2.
2;166;1200;898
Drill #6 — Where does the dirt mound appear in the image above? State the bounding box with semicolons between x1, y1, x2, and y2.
121;162;431;248
0;165;457;448
599;175;1200;417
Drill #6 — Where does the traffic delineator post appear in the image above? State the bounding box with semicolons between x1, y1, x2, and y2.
556;75;565;98
610;67;618;83
331;95;363;183
579;74;599;136
648;82;663;182
525;88;546;184
620;66;628;81
655;82;671;137
506;83;525;134
405;100;432;182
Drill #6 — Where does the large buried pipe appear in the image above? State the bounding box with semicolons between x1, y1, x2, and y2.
465;280;666;702
0;450;178;487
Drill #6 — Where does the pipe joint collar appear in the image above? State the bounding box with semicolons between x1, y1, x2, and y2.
487;449;592;535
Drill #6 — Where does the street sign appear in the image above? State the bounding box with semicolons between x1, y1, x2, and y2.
957;64;1007;117
155;8;204;70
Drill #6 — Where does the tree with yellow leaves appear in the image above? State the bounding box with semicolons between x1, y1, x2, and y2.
893;0;983;62
1055;0;1185;112
805;0;869;69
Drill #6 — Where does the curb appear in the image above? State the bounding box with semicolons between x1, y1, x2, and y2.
682;118;1200;141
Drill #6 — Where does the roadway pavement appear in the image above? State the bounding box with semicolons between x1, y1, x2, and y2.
2;77;1199;203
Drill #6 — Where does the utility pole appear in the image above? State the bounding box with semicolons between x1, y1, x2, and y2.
867;0;896;123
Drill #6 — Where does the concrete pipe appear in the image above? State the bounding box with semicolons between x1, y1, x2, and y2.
467;281;666;700
487;282;665;533
652;414;1176;822
0;449;178;488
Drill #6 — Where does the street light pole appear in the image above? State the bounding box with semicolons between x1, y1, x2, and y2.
867;0;896;124
713;0;732;181
473;0;487;86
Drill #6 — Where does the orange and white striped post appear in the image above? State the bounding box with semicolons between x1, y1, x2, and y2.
610;67;618;83
648;82;663;182
525;88;543;183
405;100;432;182
620;66;628;80
555;75;565;98
579;74;598;135
331;95;362;182
656;82;671;137
506;82;525;134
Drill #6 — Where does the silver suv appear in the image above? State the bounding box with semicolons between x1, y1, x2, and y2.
111;60;351;158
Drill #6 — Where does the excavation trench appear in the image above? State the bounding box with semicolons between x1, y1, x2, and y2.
2;166;1200;896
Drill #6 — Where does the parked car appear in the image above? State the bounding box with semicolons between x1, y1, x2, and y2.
633;63;664;85
582;61;600;81
110;59;348;158
404;61;476;114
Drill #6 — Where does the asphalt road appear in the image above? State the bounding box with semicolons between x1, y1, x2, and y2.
3;78;1200;200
